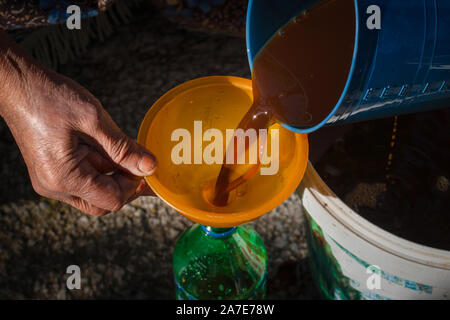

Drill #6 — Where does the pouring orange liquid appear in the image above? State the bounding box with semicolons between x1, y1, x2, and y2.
212;0;355;207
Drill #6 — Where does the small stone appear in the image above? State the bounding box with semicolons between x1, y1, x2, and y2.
78;216;89;227
274;237;288;249
56;289;66;300
167;228;179;240
436;176;449;193
39;202;50;211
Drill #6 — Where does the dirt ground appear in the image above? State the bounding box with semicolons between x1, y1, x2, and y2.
0;5;320;299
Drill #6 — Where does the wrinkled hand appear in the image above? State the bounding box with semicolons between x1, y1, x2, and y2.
0;32;157;216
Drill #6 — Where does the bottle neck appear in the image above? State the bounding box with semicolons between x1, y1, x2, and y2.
201;225;237;238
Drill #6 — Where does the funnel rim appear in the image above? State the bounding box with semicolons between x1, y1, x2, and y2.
137;76;308;227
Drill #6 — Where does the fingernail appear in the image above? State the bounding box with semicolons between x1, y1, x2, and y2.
138;153;157;174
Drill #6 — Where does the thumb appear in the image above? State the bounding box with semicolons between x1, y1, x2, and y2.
92;114;157;177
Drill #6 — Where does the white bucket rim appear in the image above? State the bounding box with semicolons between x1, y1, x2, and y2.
300;162;450;270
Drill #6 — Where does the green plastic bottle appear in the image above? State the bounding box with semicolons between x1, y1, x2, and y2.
173;224;267;300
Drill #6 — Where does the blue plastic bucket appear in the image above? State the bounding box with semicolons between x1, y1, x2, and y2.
246;0;450;133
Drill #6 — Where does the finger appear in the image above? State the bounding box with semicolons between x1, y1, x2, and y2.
135;178;155;197
140;183;155;197
34;188;110;216
75;143;116;174
87;110;157;177
70;158;140;212
65;196;110;216
85;151;116;174
123;179;155;205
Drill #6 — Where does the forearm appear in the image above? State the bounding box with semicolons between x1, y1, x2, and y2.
0;29;45;122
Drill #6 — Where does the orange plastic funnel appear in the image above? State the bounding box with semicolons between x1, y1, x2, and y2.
137;76;308;227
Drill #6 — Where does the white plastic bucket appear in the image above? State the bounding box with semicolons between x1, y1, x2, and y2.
299;162;450;300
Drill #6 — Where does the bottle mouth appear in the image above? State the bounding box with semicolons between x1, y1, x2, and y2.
201;225;237;238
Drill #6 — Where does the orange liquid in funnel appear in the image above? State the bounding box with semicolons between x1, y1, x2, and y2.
138;75;309;227
212;0;355;206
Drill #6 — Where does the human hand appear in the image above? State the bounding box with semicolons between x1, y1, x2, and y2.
0;31;157;216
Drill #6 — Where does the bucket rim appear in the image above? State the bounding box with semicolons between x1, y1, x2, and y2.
300;162;450;270
245;0;360;133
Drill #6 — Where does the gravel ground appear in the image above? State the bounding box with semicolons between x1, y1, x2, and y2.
0;6;319;299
